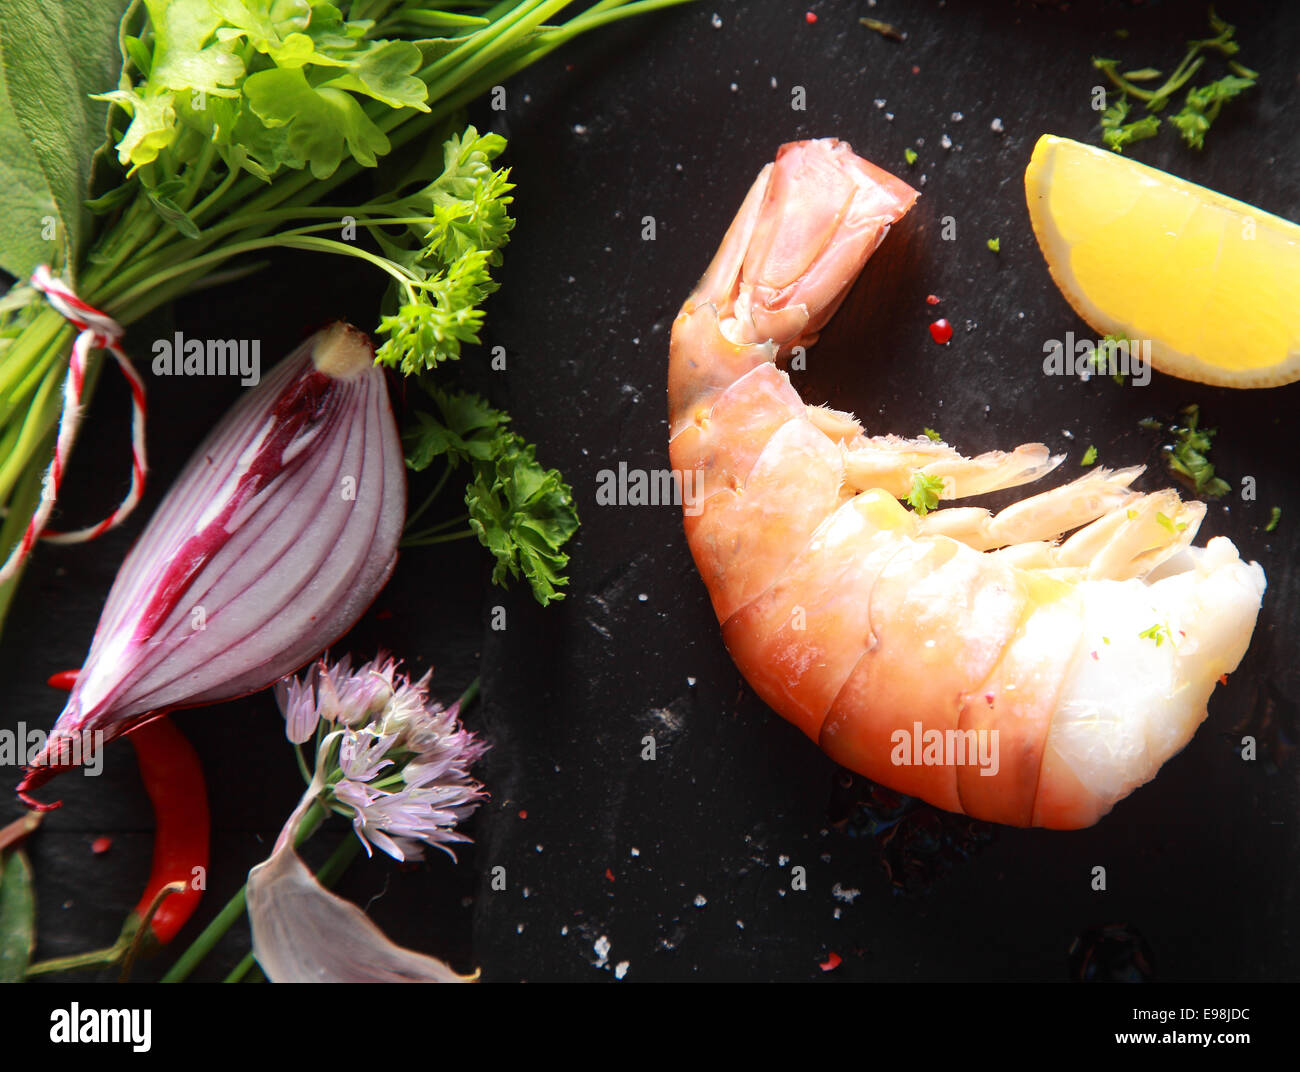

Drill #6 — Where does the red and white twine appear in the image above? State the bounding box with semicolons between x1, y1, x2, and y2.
0;266;147;584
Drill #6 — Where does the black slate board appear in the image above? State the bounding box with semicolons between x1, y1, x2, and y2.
2;0;1296;984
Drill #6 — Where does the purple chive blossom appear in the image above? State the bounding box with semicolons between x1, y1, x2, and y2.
338;729;396;783
274;654;488;862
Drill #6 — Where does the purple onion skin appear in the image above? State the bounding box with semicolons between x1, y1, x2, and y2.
19;323;406;806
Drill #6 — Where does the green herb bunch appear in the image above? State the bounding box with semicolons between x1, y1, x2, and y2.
0;0;687;627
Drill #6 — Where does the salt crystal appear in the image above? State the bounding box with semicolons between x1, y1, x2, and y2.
991;117;1004;133
693;894;708;907
711;13;722;28
614;961;630;980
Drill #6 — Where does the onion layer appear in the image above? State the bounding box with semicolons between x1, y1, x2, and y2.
19;323;406;804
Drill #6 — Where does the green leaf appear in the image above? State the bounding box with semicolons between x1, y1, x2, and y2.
405;383;579;605
403;383;507;471
319;39;430;111
374;128;515;373
244;66;390;178
0;848;36;982
905;471;946;516
145;0;245;95
0;0;132;282
143;177;201;238
466;436;579;606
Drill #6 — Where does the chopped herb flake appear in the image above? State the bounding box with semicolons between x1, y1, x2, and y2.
1139;623;1173;646
1091;11;1256;153
1166;403;1230;499
1081;445;1098;466
1265;506;1281;533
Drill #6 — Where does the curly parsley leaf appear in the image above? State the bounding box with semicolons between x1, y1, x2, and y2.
467;437;579;607
404;383;579;606
905;472;946;516
375;128;515;373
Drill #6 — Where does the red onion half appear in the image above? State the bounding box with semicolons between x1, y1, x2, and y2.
19;323;406;804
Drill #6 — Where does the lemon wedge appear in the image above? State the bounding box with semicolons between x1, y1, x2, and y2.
1025;134;1300;388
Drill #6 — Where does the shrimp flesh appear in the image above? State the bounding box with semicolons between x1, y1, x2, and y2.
667;138;1266;829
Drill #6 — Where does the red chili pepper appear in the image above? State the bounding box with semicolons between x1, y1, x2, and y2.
819;951;842;972
46;669;81;691
127;717;209;945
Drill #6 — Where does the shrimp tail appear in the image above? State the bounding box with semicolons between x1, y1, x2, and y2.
670;139;919;437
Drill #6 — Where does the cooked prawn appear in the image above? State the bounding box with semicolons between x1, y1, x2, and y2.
668;138;1266;829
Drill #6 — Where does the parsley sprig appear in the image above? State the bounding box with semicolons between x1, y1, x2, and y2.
905;472;946;516
404;382;579;606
